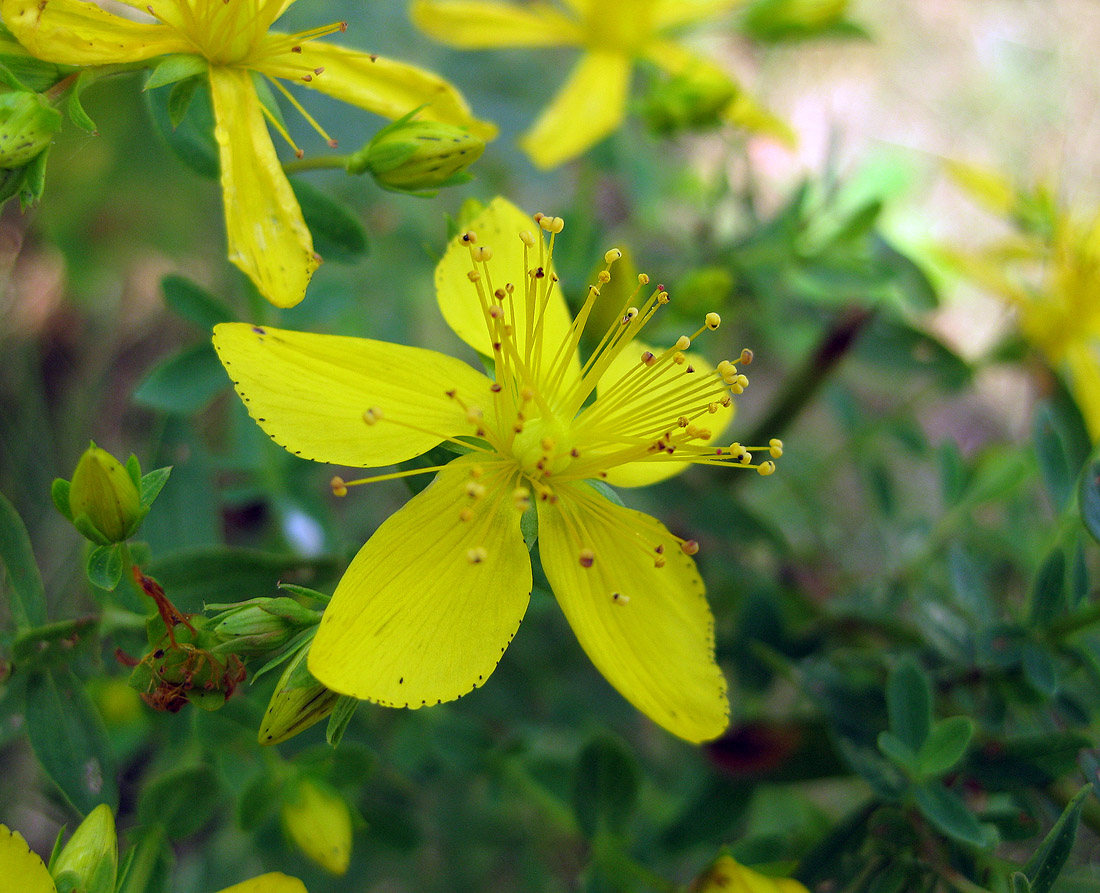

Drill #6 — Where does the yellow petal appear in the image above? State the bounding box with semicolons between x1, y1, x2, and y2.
434;196;581;392
0;0;189;64
0;825;56;893
1064;341;1100;441
411;0;584;48
519;50;632;169
577;341;735;488
653;0;743;30
208;67;317;309
264;42;497;141
216;873;308;893
212;323;496;468
537;483;728;742
309;455;531;706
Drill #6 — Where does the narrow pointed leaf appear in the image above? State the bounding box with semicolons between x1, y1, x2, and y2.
0;490;47;630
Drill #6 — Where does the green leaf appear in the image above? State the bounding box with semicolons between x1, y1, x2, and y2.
1033;401;1083;510
85;543;124;591
916;716;974;777
0;490;47;630
132;343;229;415
166;76;200;130
913;782;988;848
238;773;282;831
25;669;118;814
160;274;234;331
138;765;221;840
1023;785;1089;893
1020;642;1058;696
326;695;358;747
146;78;217;179
0;55;64;92
1011;872;1032;893
288;178;368;263
876;731;916;770
1028;547;1066;627
572;734;639;840
50;478;72;521
139;466;172;507
886;657;932;751
116;827;172;893
66;70;97;133
1080;458;1100;546
145;54;207;90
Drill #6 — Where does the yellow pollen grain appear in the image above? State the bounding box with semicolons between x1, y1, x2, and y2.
362;407;383;425
330;476;348;497
467;547;488;564
465;481;485;499
597;270;611;284
459;508;474;522
654;556;666;568
512;487;531;511
612;592;630;604
578;549;595;568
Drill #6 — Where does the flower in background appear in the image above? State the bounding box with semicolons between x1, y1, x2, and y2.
946;163;1100;438
410;0;790;168
213;198;782;742
690;854;809;892
1;0;495;307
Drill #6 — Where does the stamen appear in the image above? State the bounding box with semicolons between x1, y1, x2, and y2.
268;77;338;147
681;540;700;555
578;549;595;568
611;592;630;604
757;461;776;476
467;547;488;564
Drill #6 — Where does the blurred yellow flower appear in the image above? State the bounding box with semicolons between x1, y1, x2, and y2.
947;163;1100;438
691;854;809;893
411;0;790;168
1;0;495;307
281;777;353;875
213;197;781;742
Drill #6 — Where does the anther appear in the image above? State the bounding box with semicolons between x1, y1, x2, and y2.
641;350;656;367
570;448;580;458
708;402;719;413
470;465;483;478
539;215;564;234
673;352;686;365
677;416;689;428
622;307;639;325
657;290;670;305
654;556;666;568
362;407;383;425
705;312;721;330
597;271;611;284
758;461;776;476
467;270;481;282
467;547;488;564
471;245;492;262
612;592;630;604
459;508;474;522
681;540;700;556
740;451;752;465
466;407;483;425
489;305;503;318
490;383;503;393
740;348;754;365
578;549;595;568
604;248;622;264
638;273;650;285
519;230;536;247
461;231;477;244
769;438;784;458
465;482;485;499
512;487;531;511
494;288;506;300
675;335;691;350
330;476;348;497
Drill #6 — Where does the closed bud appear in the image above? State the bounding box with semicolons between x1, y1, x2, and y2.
52;804;118;893
259;640;340;745
348;116;484;194
689;854;809;893
742;0;850;41
67;442;146;544
641;66;737;136
209;597;321;656
280;777;352;875
0;90;61;168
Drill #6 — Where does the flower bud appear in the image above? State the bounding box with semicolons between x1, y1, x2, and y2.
689;854;809;893
210;597;321;656
280;777;352;875
742;0;849;41
641;66;737;136
259;640;340;745
52;803;118;893
0;90;61;169
67;442;146;544
347;117;484;194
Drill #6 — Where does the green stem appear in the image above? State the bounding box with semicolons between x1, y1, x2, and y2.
282;155;350;175
44;62;149;104
593;835;681;893
742;305;876;454
499;758;578;836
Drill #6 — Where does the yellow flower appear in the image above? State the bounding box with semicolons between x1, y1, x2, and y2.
690;854;809;893
281;777;353;875
0;821;308;893
1;0;495;308
411;0;791;168
212;198;780;743
947;164;1100;438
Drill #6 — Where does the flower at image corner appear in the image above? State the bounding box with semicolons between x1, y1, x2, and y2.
0;0;495;308
212;197;782;743
690;854;809;893
410;0;791;168
0;820;309;893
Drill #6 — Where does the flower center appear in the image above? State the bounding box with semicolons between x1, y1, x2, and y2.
510;417;576;479
582;0;657;53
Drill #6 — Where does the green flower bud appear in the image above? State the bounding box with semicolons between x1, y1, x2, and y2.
259;640;340;745
209;597;321;656
281;777;352;875
742;0;850;41
52;804;118;893
642;66;737;136
348;117;484;195
67;442;146;544
0;90;61;169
